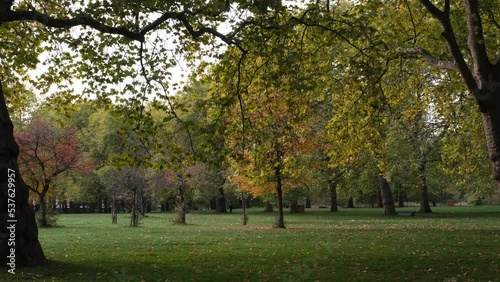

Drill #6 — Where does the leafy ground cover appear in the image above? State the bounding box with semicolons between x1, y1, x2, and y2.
3;206;500;281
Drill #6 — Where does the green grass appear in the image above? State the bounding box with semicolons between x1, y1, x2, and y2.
3;206;500;281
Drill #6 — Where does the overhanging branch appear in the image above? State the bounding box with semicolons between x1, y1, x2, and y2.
6;10;145;41
397;47;458;70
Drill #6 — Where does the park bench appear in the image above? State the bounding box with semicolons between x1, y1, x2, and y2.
398;211;416;216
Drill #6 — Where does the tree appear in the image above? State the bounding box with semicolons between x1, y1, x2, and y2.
1;0;260;264
403;1;500;188
112;167;149;227
15;118;85;227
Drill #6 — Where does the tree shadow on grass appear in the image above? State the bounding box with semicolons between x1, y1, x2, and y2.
1;260;105;281
2;260;179;281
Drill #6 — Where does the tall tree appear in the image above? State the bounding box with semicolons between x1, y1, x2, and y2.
403;0;500;188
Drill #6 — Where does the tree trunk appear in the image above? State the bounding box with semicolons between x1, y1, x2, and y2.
264;201;274;212
176;178;186;224
111;194;117;224
97;196;102;213
289;200;299;213
305;198;311;208
329;180;338;212
417;1;500;195
274;167;285;228
39;193;48;227
397;184;404;207
379;176;397;216
0;81;46;266
417;162;432;213
481;100;500;191
346;197;354;208
215;186;227;213
209;198;216;210
241;193;248;225
376;189;383;208
130;189;139;227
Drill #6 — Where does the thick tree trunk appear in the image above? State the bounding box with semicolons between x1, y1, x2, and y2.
329;180;338;212
215;186;227;213
379;176;397;216
417;162;432;213
305;198;311;208
274;167;285;228
0;81;46;266
481;97;500;191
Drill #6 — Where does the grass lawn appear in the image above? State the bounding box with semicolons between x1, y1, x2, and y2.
3;206;500;281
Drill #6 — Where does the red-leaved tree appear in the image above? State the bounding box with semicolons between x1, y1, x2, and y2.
15;119;86;227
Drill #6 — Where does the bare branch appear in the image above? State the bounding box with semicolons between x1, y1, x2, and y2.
397;47;458;70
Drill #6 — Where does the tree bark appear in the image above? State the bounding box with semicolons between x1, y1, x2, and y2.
379;176;397;216
417;162;432;213
289;200;299;213
130;188;139;227
480;97;500;189
96;196;102;213
242;193;248;225
329;180;338;212
0;80;46;266
39;193;48;227
376;189;383;208
264;201;273;212
176;176;186;224
274;167;285;228
209;198;216;210
111;194;117;224
346;197;354;208
215;186;227;213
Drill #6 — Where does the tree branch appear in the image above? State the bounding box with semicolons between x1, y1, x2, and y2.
419;0;479;100
419;0;444;20
6;7;247;53
6;10;145;41
463;0;491;77
397;47;457;70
